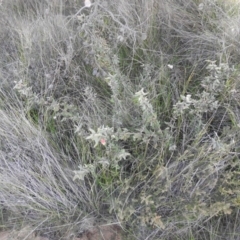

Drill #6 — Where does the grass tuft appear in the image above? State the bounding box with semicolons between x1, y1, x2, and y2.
1;0;240;239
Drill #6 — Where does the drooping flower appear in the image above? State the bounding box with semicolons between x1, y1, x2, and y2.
100;138;106;146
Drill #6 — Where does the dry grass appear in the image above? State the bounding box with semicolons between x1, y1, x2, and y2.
0;0;240;239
